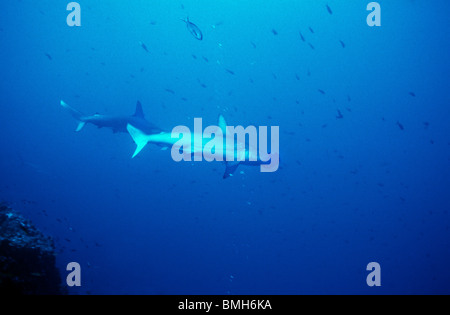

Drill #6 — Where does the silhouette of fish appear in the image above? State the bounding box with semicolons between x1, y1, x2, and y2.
139;41;149;53
181;17;203;40
299;32;306;42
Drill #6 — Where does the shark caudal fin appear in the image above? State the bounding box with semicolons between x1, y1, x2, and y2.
127;124;150;158
60;100;87;132
134;101;145;118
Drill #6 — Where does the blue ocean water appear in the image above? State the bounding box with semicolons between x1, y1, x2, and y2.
0;0;449;295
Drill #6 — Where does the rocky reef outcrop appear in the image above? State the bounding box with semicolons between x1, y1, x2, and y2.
0;203;66;295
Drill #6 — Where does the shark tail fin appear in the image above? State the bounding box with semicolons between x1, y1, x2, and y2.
127;124;150;158
75;122;86;132
60;100;87;132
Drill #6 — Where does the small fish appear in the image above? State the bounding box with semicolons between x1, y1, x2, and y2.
336;109;344;119
409;92;416;97
309;27;315;34
318;89;326;95
165;89;175;95
272;29;278;35
339;40;346;48
45;53;52;60
326;4;333;15
211;21;224;29
397;121;405;130
181;17;203;40
226;69;235;75
308;43;315;50
299;32;306;42
202;56;209;62
251;42;256;48
139;41;149;53
295;74;300;80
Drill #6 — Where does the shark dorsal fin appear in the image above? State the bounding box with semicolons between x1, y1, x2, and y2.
134;101;145;118
218;115;227;135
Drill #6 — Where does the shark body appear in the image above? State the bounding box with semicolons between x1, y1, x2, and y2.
60;100;161;134
127;116;276;179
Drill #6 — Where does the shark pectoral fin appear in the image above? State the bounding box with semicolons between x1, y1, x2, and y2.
127;124;149;158
223;162;240;179
75;122;86;132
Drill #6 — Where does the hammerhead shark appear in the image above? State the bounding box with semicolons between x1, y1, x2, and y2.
60;100;161;134
126;116;279;178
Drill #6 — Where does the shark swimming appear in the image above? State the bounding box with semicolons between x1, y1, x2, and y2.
60;100;161;134
60;100;279;178
127;116;280;179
